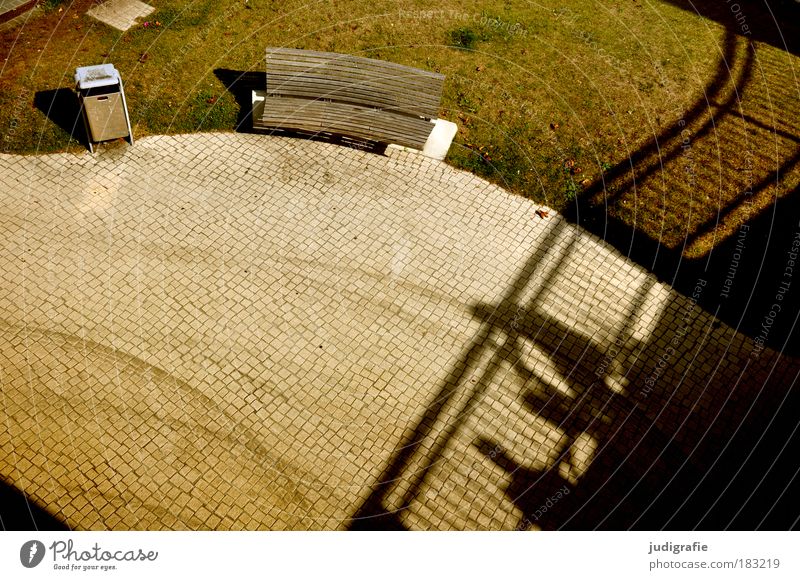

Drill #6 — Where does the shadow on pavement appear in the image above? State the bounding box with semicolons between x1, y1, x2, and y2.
349;216;800;530
0;478;69;531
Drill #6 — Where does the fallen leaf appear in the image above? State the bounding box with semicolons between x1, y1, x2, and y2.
550;122;559;130
535;209;549;219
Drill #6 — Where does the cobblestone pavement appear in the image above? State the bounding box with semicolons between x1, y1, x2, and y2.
0;133;797;530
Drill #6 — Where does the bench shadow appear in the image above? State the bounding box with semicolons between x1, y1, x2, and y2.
33;88;89;147
0;478;70;531
212;68;265;134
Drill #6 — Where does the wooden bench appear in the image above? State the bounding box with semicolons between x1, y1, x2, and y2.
253;48;445;150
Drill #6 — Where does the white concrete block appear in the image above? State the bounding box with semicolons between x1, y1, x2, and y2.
388;119;458;160
252;90;265;125
422;118;458;161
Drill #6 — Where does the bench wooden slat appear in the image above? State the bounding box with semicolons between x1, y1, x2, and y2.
266;82;441;116
267;76;441;100
266;60;444;85
267;71;443;97
266;58;443;86
266;79;441;118
267;48;445;78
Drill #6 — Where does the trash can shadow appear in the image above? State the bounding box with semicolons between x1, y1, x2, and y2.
34;88;90;148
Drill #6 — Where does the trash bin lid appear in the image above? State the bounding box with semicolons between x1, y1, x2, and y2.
75;64;121;90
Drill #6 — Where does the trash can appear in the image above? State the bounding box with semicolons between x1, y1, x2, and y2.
74;64;133;153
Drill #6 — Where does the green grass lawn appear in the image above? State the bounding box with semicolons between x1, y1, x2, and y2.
1;0;797;257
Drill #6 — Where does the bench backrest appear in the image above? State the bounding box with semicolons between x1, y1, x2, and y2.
265;48;445;120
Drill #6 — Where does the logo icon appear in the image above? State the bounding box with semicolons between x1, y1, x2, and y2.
20;540;46;568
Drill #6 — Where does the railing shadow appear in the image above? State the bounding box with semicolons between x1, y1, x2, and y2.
0;477;70;531
663;0;799;57
348;217;799;529
227;5;799;530
563;14;800;353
